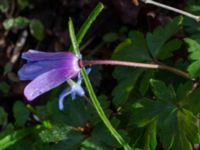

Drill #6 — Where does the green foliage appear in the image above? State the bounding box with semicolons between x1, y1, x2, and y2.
29;19;45;41
112;17;183;107
2;1;200;149
39;125;72;143
0;107;7;126
185;38;200;77
184;0;200;42
3;18;15;31
0;0;10;12
0;82;10;94
17;0;29;10
3;16;44;41
130;79;200;150
146;16;183;58
13;101;30;126
0;126;36;150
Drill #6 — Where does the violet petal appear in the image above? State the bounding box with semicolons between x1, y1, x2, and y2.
18;59;74;80
58;88;72;111
24;68;79;101
22;50;77;61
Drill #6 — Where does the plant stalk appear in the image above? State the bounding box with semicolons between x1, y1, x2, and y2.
81;60;190;79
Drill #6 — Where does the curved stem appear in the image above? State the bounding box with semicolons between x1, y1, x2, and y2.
81;60;190;79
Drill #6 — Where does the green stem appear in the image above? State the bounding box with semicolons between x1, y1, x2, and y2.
81;68;133;150
69;2;104;50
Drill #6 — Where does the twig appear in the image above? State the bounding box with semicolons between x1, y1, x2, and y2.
140;0;200;22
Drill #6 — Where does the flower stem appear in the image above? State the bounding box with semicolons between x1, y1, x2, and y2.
140;0;200;22
81;60;190;79
81;69;133;150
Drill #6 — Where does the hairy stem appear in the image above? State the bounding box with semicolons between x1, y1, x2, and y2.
81;60;190;79
140;0;200;22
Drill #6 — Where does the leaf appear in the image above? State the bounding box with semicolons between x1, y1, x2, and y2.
0;82;10;94
15;16;29;29
13;101;30;126
112;31;152;106
146;16;183;58
113;31;151;62
139;70;154;95
0;107;7;126
3;18;14;30
184;38;200;77
131;98;169;127
103;32;118;43
157;39;182;60
185;87;200;114
29;19;45;41
131;79;200;150
39;125;72;143
112;67;143;107
17;0;28;10
0;0;10;13
0;127;36;150
150;79;176;102
143;121;157;150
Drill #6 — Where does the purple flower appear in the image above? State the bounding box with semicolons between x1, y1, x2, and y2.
18;50;81;101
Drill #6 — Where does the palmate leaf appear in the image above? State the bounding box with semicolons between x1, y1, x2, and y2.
112;31;149;107
131;79;200;150
146;16;183;58
185;38;200;77
112;17;183;107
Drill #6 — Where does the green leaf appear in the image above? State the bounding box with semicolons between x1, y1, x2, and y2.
184;38;200;77
15;16;29;29
131;79;200;150
139;70;154;95
0;127;36;150
150;79;176;102
185;87;200;114
157;39;182;60
146;16;183;58
13;101;30;126
0;0;10;13
113;31;151;62
143;121;157;150
103;32;118;43
17;0;28;10
0;107;7;126
0;81;10;94
39;125;72;143
3;18;14;30
131;98;170;127
112;67;143;106
29;19;45;41
69;2;104;51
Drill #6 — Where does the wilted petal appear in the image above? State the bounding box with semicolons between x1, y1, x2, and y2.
18;59;75;80
22;50;77;61
24;68;79;101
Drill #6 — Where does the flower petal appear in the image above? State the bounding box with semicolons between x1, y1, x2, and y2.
18;60;75;80
24;68;79;101
22;50;77;61
58;88;72;111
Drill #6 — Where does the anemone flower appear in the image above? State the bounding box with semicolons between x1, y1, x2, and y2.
18;50;82;102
